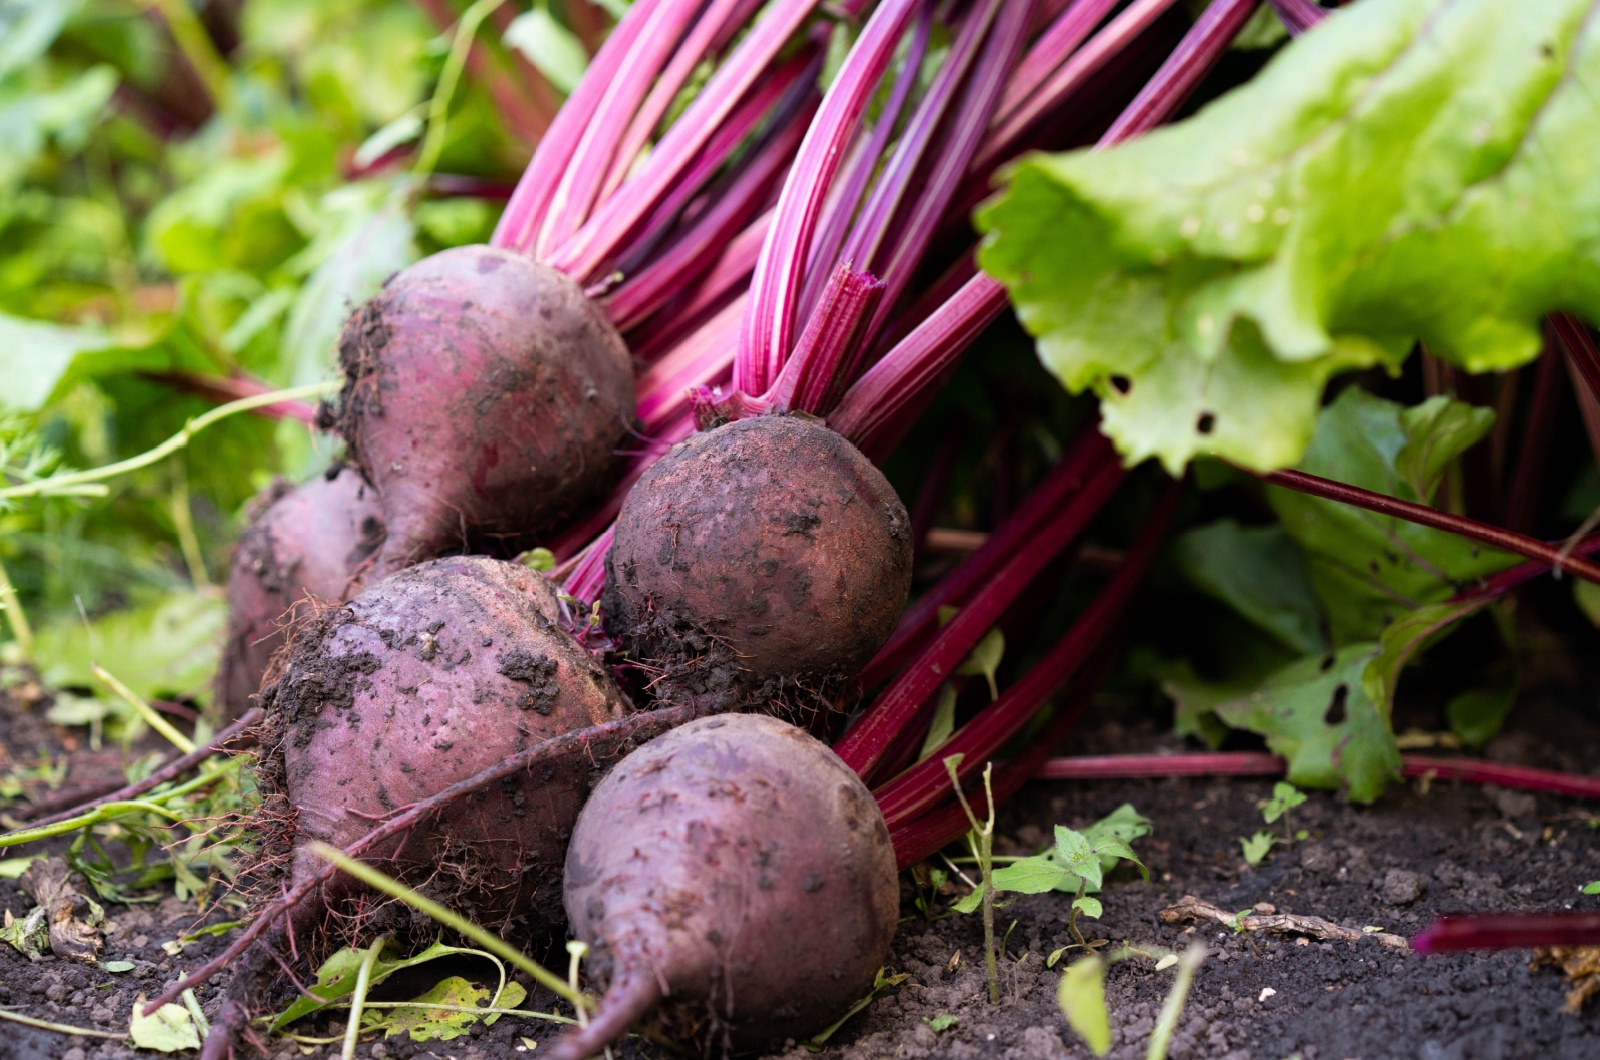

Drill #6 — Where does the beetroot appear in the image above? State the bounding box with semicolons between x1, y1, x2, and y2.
329;245;635;577
553;712;899;1058
215;467;383;721
261;554;627;931
603;414;912;706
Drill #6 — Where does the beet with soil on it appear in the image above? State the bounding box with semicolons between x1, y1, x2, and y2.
215;466;383;721
603;414;912;708
261;554;628;935
552;712;900;1059
329;245;636;577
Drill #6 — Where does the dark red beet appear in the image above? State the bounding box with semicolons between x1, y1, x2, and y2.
215;467;383;721
331;245;635;577
603;414;912;705
554;713;899;1058
262;555;627;931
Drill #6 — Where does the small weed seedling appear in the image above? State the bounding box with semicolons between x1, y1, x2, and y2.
943;755;1001;1004
1056;943;1206;1059
1242;782;1308;865
1583;881;1600;895
959;805;1149;948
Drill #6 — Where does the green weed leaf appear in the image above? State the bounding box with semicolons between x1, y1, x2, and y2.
1057;956;1111;1056
1241;831;1277;866
991;855;1068;895
129;996;200;1052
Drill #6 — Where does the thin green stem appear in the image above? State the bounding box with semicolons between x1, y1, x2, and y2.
0;1008;126;1039
342;937;385;1060
414;0;508;178
0;556;33;661
0;800;189;848
169;457;210;590
94;663;196;755
143;0;231;108
0;383;336;504
1146;944;1205;1060
1067;878;1088;948
310;844;587;1011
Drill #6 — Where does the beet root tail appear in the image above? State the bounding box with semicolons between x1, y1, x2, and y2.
546;971;663;1060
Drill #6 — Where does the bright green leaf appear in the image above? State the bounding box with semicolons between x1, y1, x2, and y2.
1241;831;1277;866
917;683;958;761
951;887;984;915
1262;781;1307;824
0;855;41;879
978;0;1600;472
1052;826;1103;891
955;627;1005;700
33;590;226;705
1072;895;1103;920
102;960;135;972
991;855;1068;895
1583;881;1600;895
1214;644;1401;802
925;1012;958;1033
1058;957;1111;1057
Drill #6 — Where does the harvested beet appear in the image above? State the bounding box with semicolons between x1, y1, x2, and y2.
603;414;912;705
554;712;900;1058
261;554;627;931
329;245;635;577
215;467;383;721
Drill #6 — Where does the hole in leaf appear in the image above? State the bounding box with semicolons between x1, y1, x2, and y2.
1196;412;1216;435
1109;375;1132;396
1325;684;1349;725
1319;654;1335;673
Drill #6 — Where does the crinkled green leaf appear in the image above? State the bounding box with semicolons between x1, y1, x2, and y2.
271;938;482;1030
1214;643;1401;802
33;589;225;704
978;0;1600;472
1052;825;1102;890
0;905;48;957
1058;957;1111;1057
1174;519;1326;654
1051;804;1152;893
1269;389;1516;643
1159;658;1261;749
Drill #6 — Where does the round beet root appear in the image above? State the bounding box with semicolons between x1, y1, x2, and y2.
332;245;635;577
216;467;383;721
264;555;626;930
604;414;912;702
554;713;899;1058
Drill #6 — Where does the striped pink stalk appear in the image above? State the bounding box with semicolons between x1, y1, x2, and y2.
1101;0;1259;143
767;265;885;415
835;456;1126;781
538;0;705;254
549;1;827;282
1266;0;1327;35
874;484;1179;823
998;0;1124;122
737;0;926;395
491;0;665;253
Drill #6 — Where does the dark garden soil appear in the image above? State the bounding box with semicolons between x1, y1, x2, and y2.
5;677;1600;1060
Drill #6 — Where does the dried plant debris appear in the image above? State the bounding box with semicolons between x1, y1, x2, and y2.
1159;894;1408;950
1532;946;1600;1015
2;857;104;962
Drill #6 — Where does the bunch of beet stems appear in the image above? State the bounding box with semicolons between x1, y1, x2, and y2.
552;0;1258;597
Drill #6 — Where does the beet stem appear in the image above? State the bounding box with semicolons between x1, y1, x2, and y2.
1412;913;1600;953
1099;0;1259;144
1265;0;1328;35
1260;468;1600;586
143;705;698;1015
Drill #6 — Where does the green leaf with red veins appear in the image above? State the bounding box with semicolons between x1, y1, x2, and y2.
1213;643;1401;803
976;0;1600;472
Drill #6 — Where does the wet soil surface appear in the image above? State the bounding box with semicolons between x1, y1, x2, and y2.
5;686;1600;1059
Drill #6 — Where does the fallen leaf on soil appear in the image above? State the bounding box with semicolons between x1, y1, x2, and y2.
17;856;104;963
1531;946;1600;1014
1159;895;1408;950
